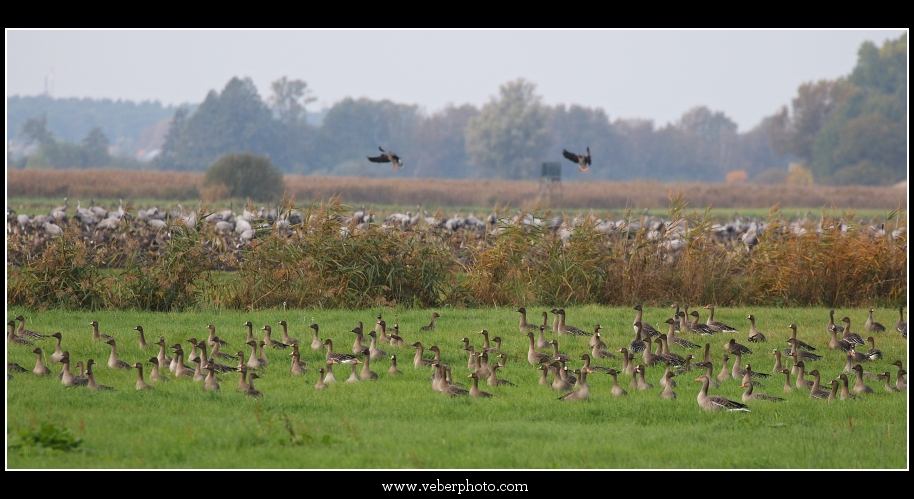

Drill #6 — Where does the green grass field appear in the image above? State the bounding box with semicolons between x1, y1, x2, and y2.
7;306;908;469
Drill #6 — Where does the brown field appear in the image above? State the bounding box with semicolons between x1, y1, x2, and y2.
7;169;908;211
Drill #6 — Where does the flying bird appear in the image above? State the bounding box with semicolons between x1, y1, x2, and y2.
562;147;591;172
367;147;403;171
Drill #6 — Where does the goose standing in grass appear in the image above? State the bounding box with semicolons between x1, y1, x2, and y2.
206;324;229;350
559;368;591;401
695;375;750;412
807;370;830;399
516;307;538;333
786;324;816;352
59;354;87;387
344;359;362;383
745;315;767;343
606;368;628;396
419;312;440;332
309;324;324;351
261;325;287;349
388;324;406;347
289;345;307;375
376;319;390;345
864;308;886;333
877;372;900;393
835;374;856;400
895;306;907;338
478;329;497;354
771;349;784;373
106;339;132;370
617;347;635;376
236;365;249;392
132;326;151;349
702;305;738;333
526;332;552;366
629;321;647;353
787;339;821;362
717;355;732;384
487;362;515;387
689;311;718;336
665;319;699;349
635;364;654;390
641;337;663;368
724;338;753;356
852;364;874;394
864;336;883;361
15;315;47;340
633;305;662;339
740;380;785;402
827;309;845;335
133;362;154;390
840;317;865;347
467;372;493;398
793;361;813;390
89;320;113;341
86;359;114;391
324;339;358;365
323;360;339;384
210;337;237;362
245;373;263;398
778;368;794;393
367;331;388;361
242;321;256;343
359;354;378;381
827;324;852;352
657;335;685;366
891;361;906;390
557;309;587;336
276;320;299;346
551;364;573;392
202;361;220;391
31;348;51;376
315;368;328;390
579;353;612;374
49;332;65;364
388;355;402;376
659;371;677;399
148;357;169;382
155;337;173;368
411;342;436;369
549;339;572;363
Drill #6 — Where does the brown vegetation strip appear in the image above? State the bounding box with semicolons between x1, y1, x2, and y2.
7;169;907;210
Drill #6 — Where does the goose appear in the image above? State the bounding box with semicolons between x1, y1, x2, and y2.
562;146;591;173
559;368;591;401
419;312;440;332
837;374;857;400
206;324;229;349
807;370;830;399
657;334;686;366
309;324;324;351
703;305;738;333
148;357;169;382
740;380;785;402
579;353;612;374
689;311;718;336
375;319;390;345
209;337;237;362
387;355;402;376
487;362;515;387
15;315;47;340
106;339;132;370
411;342;436;369
629;321;647;353
635;364;653;390
695;375;750;412
367;146;403;171
89;320;113;341
133;326;151;349
236;365;250;392
516;307;538;333
537;365;551;386
673;354;696;375
441;371;470;397
170;345;195;377
323;359;339;384
186;338;201;364
551;363;573;392
839;317;865;346
289;345;307;375
588;325;608;350
617;347;635;376
771;349;784;373
633;305;662;339
388;324;406;347
891;361;907;391
367;331;389;361
659;361;678;389
359;354;378;381
827;379;841;403
526;332;552;366
315;368;328;390
557;309;587;336
86;360;115;391
245;340;266;371
134;362;154;390
863;336;882;361
895;306;907;338
786;324;816;352
724;338;752;356
242;321;256;343
49;332;65;364
324;339;358;365
786;339;821;362
864;308;886;333
473;351;492;379
717;355;732;384
478;329;498;354
245;373;263;398
876;372;900;393
467;372;493;398
745;315;767;343
827;324;852;352
607;368;628;396
202;361;220;391
665;318;699;349
462;342;477;369
551;308;561;334
59;353;88;387
155;337;173;368
261;325;287;349
778;368;794;393
550;339;572;363
851;364;874;394
276;320;300;346
793;361;813;390
659;371;677;399
31;347;51;376
827;309;844;335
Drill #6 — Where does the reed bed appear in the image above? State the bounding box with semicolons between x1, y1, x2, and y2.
7;168;908;211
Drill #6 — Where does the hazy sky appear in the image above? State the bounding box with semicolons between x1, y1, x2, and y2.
6;29;907;132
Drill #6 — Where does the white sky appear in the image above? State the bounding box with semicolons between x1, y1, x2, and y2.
6;29;907;132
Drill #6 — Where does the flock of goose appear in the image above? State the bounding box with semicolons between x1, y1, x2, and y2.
7;303;907;411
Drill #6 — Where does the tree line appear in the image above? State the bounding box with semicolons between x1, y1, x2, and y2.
11;34;905;186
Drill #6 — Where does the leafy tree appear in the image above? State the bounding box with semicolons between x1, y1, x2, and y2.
548;104;622;180
268;77;316;174
82;127;110;167
203;152;285;202
465;78;549;179
269;76;315;126
19;114;54;147
412;104;478;178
